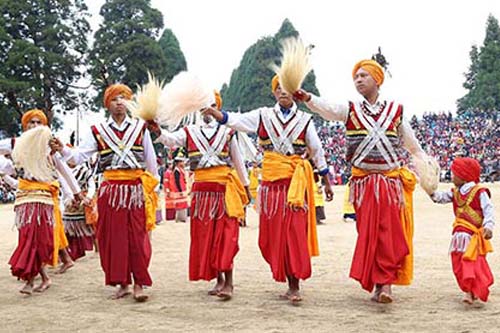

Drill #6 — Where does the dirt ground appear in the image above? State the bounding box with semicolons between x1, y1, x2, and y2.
0;183;499;332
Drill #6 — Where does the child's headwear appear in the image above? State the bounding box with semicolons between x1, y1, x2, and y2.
271;74;280;92
451;157;481;183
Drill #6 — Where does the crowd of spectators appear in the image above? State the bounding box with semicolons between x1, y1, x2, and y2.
313;108;498;184
0;178;15;203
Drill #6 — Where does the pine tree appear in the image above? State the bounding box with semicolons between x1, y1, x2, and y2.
222;19;320;111
158;28;187;83
0;0;90;134
89;0;166;108
458;14;500;113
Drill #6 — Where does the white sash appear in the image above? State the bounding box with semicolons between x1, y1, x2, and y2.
351;101;400;168
261;107;310;155
96;118;145;169
187;125;231;168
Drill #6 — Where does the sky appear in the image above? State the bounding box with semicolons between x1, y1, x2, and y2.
64;0;500;140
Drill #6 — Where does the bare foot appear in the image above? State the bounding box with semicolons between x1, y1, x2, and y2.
288;290;302;304
111;285;131;300
55;261;74;274
217;285;233;301
371;285;382;302
377;285;393;303
462;292;474;305
33;279;51;293
208;281;224;296
133;285;149;302
19;281;34;295
279;290;292;300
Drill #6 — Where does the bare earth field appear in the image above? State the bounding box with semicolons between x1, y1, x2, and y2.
0;184;499;332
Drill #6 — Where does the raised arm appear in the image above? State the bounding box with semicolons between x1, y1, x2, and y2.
203;106;261;134
294;89;348;122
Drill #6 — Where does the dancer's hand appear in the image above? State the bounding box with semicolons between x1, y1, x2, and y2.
323;181;334;201
146;120;161;139
49;137;64;153
201;106;223;122
483;228;493;240
293;89;311;103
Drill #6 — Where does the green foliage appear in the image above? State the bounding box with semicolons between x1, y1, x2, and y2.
222;18;320;111
458;14;500;113
90;0;166;108
0;0;90;135
158;28;187;83
90;1;188;110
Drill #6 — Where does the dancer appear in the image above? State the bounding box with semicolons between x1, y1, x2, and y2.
202;76;333;303
294;59;431;303
150;91;250;300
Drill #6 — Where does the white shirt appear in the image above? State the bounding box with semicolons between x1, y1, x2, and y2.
61;116;158;178
305;94;425;157
157;119;250;186
431;181;495;231
220;103;328;172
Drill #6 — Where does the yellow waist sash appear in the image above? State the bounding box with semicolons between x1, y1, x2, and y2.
103;169;159;231
351;166;417;285
18;178;67;267
194;166;249;220
262;151;319;257
453;217;493;261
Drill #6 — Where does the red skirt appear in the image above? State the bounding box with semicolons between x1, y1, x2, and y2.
259;178;311;282
189;182;239;281
97;179;152;286
451;252;493;301
67;235;94;261
349;174;409;292
9;202;54;281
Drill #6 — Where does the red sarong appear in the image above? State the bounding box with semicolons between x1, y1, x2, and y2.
97;178;152;286
9;203;54;281
259;178;311;282
451;252;494;301
349;174;409;292
189;182;239;281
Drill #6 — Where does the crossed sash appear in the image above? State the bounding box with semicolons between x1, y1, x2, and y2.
96;118;145;169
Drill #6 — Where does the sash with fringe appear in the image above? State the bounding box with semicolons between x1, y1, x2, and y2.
261;151;319;257
102;169;159;231
193;165;248;220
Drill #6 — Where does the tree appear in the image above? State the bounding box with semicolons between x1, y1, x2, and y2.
158;28;187;83
90;0;167;108
222;19;320;111
0;0;90;135
458;14;500;113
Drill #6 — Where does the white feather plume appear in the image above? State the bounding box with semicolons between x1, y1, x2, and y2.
124;72;163;121
414;154;441;195
270;37;312;94
12;126;56;182
156;72;212;128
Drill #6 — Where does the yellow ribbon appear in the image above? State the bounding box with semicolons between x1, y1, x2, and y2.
262;151;319;257
103;169;159;231
18;178;67;267
351;166;417;285
194;165;249;220
453;218;493;261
